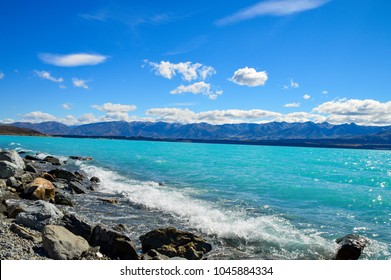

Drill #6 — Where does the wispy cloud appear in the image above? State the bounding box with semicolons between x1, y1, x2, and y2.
34;70;65;88
303;94;311;100
170;82;223;100
283;78;299;89
165;36;208;56
284;102;301;108
0;72;4;80
216;0;329;26
230;67;268;87
72;78;89;89
62;103;72;110
39;53;108;67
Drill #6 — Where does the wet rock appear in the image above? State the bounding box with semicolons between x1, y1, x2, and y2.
70;156;93;161
24;163;38;174
40;172;56;182
54;189;74;207
48;169;82;182
0;161;20;179
90;176;100;184
6;177;22;191
140;227;212;260
69;181;88;194
0;150;25;169
10;223;42;243
335;234;368;260
62;214;94;242
15;200;64;231
98;198;118;204
43;156;62;166
90;225;139;260
0;179;6;188
5;199;29;218
42;225;89;260
141;249;170;260
25;155;41;161
113;224;127;233
24;178;55;202
20;173;34;184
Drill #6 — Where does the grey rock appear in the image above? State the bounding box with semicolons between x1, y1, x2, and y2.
141;249;170;260
54;189;74;207
0;179;6;188
43;156;62;166
140;227;212;260
69;181;88;194
5;199;29;218
90;224;139;260
48;168;82;182
20;173;34;184
42;225;89;260
24;163;38;174
0;150;25;169
335;234;368;260
15;200;64;231
90;176;100;184
0;161;20;179
25;155;41;161
62;214;93;242
6;177;22;190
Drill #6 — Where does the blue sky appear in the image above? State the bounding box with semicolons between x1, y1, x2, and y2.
1;0;390;126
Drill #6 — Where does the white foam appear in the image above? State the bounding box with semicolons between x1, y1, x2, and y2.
80;163;337;259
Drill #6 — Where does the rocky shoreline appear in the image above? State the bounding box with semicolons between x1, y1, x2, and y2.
0;148;368;260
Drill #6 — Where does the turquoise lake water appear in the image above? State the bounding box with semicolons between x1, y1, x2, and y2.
1;135;390;259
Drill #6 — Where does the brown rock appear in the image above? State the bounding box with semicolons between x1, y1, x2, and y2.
25;178;55;202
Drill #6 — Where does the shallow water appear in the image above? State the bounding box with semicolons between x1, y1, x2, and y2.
1;135;390;259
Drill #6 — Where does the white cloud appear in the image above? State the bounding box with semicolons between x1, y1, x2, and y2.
144;60;216;82
39;53;108;67
170;82;222;100
312;99;391;126
34;70;64;83
62;103;72;110
230;67;268;87
19;111;58;123
283;78;299;89
303;94;311;100
72;78;89;89
284;103;301;108
146;108;282;124
91;102;137;113
0;72;4;80
322;90;329;95
216;0;329;25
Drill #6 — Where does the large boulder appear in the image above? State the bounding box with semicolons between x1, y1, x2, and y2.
62;214;93;242
335;234;368;260
69;181;88;194
42;225;89;260
0;161;20;179
15;200;64;231
90;225;139;260
24;163;38;174
24;177;55;202
54;189;74;207
139;227;212;260
48;168;82;182
0;150;25;169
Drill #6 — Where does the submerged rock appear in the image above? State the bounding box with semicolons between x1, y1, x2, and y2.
139;227;212;260
69;181;88;194
335;234;368;260
90;176;100;184
42;225;89;260
43;156;62;166
90;225;139;260
25;155;41;161
70;156;93;161
98;198;118;204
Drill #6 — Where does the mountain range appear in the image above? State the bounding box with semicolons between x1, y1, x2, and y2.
9;121;391;143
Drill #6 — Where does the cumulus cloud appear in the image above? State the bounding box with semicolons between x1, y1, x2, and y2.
312;99;391;126
91;102;137;113
230;67;268;87
39;53;108;67
19;111;58;123
72;78;89;89
216;0;329;25
144;60;216;82
170;82;222;100
0;72;4;80
284;102;301;108
303;94;311;100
